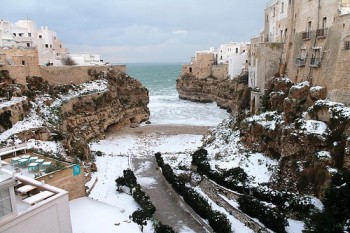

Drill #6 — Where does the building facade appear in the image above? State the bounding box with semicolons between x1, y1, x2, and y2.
0;19;68;66
0;170;72;233
69;53;105;66
181;49;228;80
249;0;350;112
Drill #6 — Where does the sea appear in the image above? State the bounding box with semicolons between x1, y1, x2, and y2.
126;62;230;127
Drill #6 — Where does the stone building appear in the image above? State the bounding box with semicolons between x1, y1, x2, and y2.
181;49;228;80
249;0;350;112
217;42;249;79
0;19;68;66
181;41;249;80
0;47;41;84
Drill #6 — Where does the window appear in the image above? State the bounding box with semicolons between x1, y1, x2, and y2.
281;2;285;13
273;7;276;17
45;44;48;48
13;33;16;36
22;60;25;65
235;48;239;53
310;47;322;67
266;14;269;22
18;33;23;37
26;43;30;47
308;21;312;32
0;188;12;218
296;48;307;67
28;33;32;37
39;35;42;39
322;17;327;28
345;41;350;50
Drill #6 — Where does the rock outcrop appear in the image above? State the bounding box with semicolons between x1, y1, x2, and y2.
238;76;350;198
60;71;150;160
176;73;251;113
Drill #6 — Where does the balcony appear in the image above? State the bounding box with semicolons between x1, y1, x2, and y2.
316;28;328;38
302;31;311;40
344;41;350;50
295;57;306;67
310;58;322;67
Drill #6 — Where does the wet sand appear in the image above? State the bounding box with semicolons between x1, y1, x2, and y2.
112;124;213;136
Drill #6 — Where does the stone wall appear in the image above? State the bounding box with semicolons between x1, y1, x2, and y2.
40;65;127;85
0;47;41;84
38;165;86;200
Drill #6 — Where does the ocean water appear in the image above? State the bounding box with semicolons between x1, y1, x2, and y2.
126;63;230;126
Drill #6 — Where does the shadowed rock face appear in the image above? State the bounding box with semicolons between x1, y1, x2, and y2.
238;77;349;198
176;73;251;114
60;71;150;160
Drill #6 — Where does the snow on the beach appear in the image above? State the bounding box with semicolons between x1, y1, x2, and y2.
85;130;205;233
70;197;144;233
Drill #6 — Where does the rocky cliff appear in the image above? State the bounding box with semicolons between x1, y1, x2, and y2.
0;68;150;162
60;70;150;160
238;77;350;198
176;73;251;113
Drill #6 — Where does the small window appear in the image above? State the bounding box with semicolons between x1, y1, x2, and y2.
235;48;239;53
22;60;25;65
13;33;16;36
344;41;350;50
39;35;42;39
45;44;48;48
26;43;30;47
28;33;32;37
50;44;52;48
281;2;285;13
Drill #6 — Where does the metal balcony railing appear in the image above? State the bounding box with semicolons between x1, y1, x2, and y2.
302;31;311;40
344;41;350;50
310;58;322;67
316;28;328;38
295;57;306;67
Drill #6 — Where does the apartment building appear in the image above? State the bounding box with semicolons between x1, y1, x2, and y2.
0;19;68;66
249;0;350;112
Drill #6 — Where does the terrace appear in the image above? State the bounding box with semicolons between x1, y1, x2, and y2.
0;147;72;233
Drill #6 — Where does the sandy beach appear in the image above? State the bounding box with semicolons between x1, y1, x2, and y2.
110;124;213;136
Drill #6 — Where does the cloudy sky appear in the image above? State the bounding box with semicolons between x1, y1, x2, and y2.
1;0;266;63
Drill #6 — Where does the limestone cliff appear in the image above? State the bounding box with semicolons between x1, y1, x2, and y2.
0;68;150;162
238;77;350;198
59;70;150;160
176;73;251;113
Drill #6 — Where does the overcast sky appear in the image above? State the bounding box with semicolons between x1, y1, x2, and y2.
1;0;266;63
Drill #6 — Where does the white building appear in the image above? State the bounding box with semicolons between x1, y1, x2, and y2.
68;53;105;66
0;170;72;233
216;42;249;79
0;19;68;66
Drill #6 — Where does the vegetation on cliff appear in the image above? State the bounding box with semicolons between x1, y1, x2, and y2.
0;68;150;164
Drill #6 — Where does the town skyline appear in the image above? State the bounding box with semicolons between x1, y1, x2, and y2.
1;0;266;63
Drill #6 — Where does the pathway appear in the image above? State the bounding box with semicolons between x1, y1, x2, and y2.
131;132;213;233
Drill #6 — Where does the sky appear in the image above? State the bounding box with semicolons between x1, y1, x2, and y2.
1;0;266;63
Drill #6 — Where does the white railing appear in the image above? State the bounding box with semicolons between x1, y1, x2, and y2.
0;143;28;157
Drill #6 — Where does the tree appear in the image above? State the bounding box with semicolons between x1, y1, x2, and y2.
154;222;175;233
131;209;148;232
61;56;77;66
